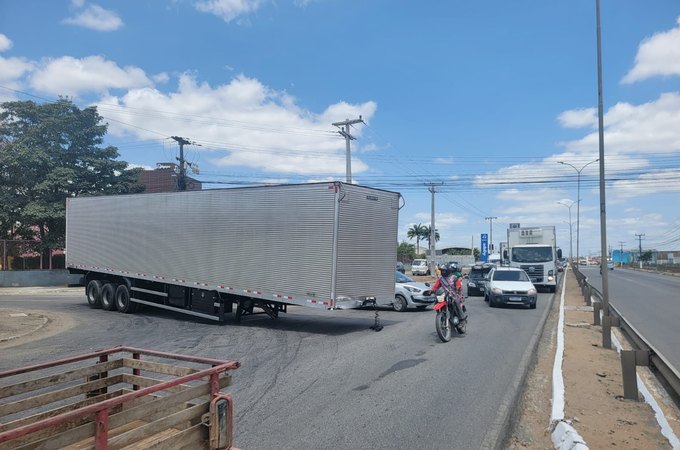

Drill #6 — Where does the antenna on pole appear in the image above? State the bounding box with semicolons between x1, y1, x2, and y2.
170;136;201;191
332;116;364;183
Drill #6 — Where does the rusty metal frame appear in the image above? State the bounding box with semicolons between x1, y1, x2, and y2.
0;346;240;449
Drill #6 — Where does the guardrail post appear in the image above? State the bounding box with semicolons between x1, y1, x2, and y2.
593;301;601;325
621;350;638;400
584;285;592;306
621;350;649;401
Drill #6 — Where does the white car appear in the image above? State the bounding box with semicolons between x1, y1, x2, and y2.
411;259;430;276
393;271;436;312
485;266;538;309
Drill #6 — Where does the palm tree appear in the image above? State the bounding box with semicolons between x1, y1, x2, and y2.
422;225;440;248
407;223;427;255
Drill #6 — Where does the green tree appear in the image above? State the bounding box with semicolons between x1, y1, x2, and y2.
407;223;427;255
473;247;480;260
640;250;653;264
0;99;143;265
397;241;416;262
421;225;440;247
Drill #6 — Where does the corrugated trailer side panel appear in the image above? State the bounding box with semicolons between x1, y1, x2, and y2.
335;184;399;306
67;184;338;302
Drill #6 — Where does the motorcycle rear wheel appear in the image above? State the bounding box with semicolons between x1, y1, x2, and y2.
435;310;452;342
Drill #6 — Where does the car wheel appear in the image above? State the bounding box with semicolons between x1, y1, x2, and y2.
393;295;408;312
530;300;537;309
86;280;102;308
488;295;496;308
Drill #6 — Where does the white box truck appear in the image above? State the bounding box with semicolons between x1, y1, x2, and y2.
504;226;562;292
66;182;401;322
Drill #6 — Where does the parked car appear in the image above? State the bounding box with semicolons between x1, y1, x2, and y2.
485;266;537;309
411;259;430;276
396;262;405;273
466;263;493;296
607;262;615;270
394;271;436;312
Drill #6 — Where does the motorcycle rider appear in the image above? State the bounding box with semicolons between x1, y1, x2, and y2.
432;262;467;320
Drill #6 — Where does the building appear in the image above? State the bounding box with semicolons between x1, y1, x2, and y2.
137;162;202;193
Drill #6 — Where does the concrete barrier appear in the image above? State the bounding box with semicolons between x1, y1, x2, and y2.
0;270;82;287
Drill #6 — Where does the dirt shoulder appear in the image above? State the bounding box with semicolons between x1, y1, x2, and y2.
508;269;680;449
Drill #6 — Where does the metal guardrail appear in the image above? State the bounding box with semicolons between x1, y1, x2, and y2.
572;265;680;403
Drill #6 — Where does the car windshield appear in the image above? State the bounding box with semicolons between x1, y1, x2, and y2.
413;260;426;266
493;270;530;282
469;268;491;280
395;271;413;283
511;246;553;263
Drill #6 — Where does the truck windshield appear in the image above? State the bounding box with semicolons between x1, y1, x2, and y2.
511;247;553;263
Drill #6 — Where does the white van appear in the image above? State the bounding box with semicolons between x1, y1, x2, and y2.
411;259;430;276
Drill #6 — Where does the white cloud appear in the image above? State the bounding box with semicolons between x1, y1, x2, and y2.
611;169;680;198
96;73;377;175
0;54;34;101
153;72;170;83
63;5;123;31
557;108;597;129
194;0;263;23
0;34;12;52
29;56;153;96
561;93;680;155
622;16;680;83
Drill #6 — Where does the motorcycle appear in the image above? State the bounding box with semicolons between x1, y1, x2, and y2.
434;290;467;342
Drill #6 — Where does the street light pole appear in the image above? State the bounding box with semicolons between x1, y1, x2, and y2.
557;158;598;264
558;201;575;262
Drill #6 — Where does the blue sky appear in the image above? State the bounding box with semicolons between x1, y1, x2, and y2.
2;0;680;258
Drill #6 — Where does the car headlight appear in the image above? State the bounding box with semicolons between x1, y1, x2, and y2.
468;282;476;287
548;275;554;282
404;286;420;293
528;288;537;295
491;287;502;294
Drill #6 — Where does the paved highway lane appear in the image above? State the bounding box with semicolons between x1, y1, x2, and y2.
0;289;555;449
581;267;680;371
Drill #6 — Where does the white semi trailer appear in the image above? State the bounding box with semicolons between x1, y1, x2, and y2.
66;182;401;322
505;226;562;292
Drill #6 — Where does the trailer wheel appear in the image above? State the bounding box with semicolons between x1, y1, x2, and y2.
114;284;136;313
100;283;117;311
86;280;102;308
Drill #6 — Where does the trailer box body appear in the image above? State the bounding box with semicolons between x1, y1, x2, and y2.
66;182;400;315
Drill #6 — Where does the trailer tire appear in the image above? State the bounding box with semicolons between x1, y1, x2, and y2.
101;283;117;311
86;280;103;308
115;284;136;314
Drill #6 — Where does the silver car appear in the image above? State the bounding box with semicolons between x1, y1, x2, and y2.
393;271;437;312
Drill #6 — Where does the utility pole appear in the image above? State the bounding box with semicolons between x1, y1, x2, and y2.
485;217;498;254
332;116;364;184
171;136;198;191
595;0;611;349
619;241;625;266
635;233;645;268
427;183;443;278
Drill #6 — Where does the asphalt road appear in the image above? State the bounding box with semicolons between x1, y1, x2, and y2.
580;266;680;372
0;288;555;450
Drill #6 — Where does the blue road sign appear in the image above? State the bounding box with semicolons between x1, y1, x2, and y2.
481;233;489;262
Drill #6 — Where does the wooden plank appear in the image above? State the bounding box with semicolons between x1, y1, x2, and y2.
0;390;124;434
0;375;124;417
0;360;123;399
118;374;190;394
62;420;148;450
120;359;198;378
107;402;209;450
120;423;208;450
107;377;230;430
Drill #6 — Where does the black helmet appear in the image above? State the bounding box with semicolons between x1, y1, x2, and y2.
440;265;453;277
445;262;459;273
